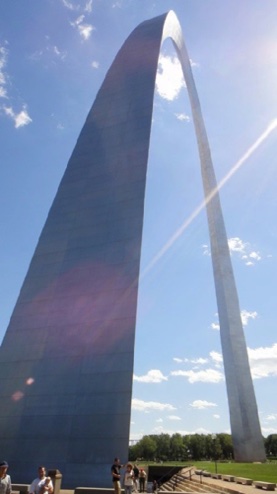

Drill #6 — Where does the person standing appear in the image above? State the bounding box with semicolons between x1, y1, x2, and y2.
29;467;53;494
39;477;52;494
0;461;11;494
123;464;134;494
133;465;139;492
111;458;124;494
138;468;146;493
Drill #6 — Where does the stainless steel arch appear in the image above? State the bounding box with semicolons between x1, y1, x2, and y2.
0;10;265;487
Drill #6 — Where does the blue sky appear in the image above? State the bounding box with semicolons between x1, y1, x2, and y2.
1;0;277;442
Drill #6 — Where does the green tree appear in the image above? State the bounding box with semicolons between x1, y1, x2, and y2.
188;434;206;460
211;434;223;460
170;433;185;460
138;435;157;460
129;443;141;461
155;433;171;461
129;431;271;463
217;433;233;459
265;434;277;456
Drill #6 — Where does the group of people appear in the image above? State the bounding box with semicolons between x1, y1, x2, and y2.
0;463;53;494
111;458;147;494
1;458;150;494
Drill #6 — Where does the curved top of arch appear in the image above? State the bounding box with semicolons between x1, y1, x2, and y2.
82;10;214;196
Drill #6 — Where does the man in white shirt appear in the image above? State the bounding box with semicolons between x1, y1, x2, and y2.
0;461;11;494
29;467;53;494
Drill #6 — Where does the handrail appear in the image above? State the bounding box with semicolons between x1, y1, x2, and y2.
157;465;181;485
156;466;194;490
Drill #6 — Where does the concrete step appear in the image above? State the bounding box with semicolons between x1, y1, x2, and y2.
159;473;235;494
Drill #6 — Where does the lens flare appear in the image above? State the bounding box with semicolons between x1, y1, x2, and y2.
26;377;35;385
11;391;24;402
141;119;277;278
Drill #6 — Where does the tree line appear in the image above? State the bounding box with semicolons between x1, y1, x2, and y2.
129;433;277;462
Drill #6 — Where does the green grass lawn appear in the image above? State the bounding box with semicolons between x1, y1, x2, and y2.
189;461;277;483
143;461;277;483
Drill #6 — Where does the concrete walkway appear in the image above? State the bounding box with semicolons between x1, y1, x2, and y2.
188;473;276;494
56;474;277;494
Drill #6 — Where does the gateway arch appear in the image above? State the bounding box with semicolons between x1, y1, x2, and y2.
0;10;265;488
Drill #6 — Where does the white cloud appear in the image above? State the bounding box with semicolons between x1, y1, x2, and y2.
84;0;93;12
30;43;67;64
173;357;183;363
0;45;8;99
241;309;258;326
174;343;277;384
190;400;217;410
0;86;7;98
155;53;185;101
4;106;32;128
171;368;224;384
156;418;163;423
61;0;92;14
151;425;210;436
15;109;32;128
210;351;223;366
228;237;246;254
211;309;257;331
249;251;262;261
174;357;208;365
132;398;176;412
3;106;13;117
265;414;277;421
72;14;85;27
130;431;145;441
213;414;220;419
202;244;210;256
261;426;277;435
203;237;263;266
211;322;220;331
192;358;209;365
91;60;99;69
53;46;67;60
171;352;224;382
133;369;168;383
61;0;79;10
167;415;181;421
70;15;95;40
79;23;94;40
175;112;190;122
228;237;262;266
193;427;211;434
0;45;7;69
152;425;168;435
190;59;200;68
152;425;188;436
248;343;277;379
1;44;32;126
